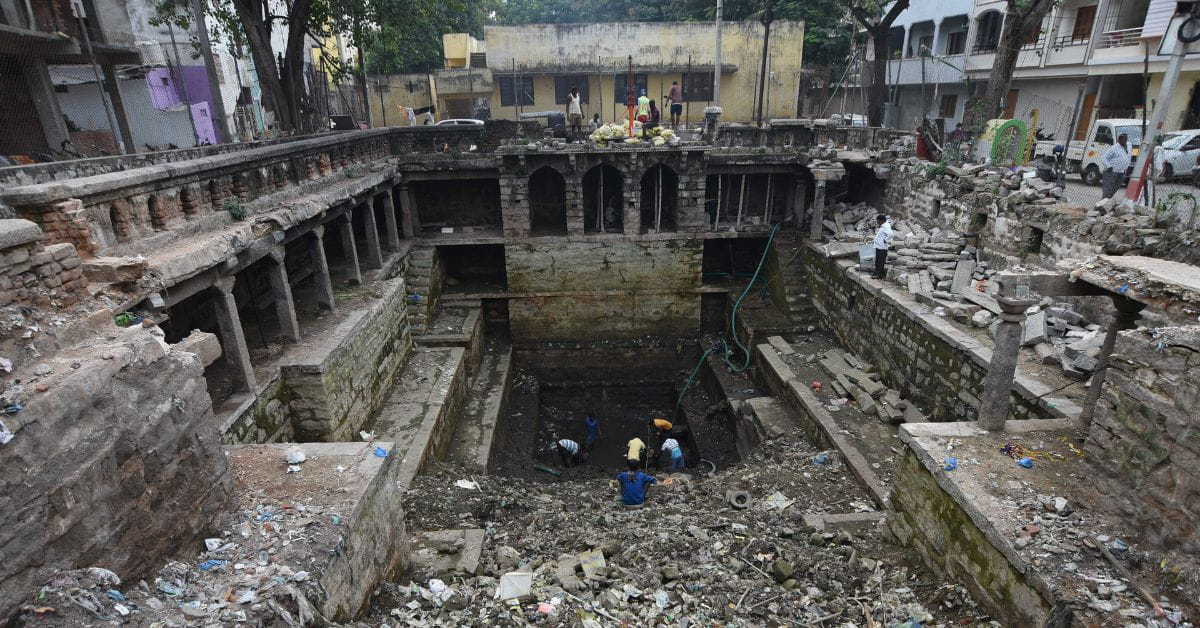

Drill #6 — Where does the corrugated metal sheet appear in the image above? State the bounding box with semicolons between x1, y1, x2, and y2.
1142;0;1177;39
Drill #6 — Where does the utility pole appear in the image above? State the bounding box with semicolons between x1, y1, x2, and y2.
755;0;774;126
1126;29;1189;201
713;0;723;107
193;0;231;143
167;20;201;145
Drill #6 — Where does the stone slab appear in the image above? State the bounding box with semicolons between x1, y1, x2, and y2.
1022;310;1047;346
410;529;485;579
0;218;41;249
802;512;885;533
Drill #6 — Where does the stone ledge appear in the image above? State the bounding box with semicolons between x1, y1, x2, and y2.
802;512;885;533
0;218;41;249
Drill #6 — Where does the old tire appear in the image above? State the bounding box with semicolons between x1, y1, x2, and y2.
727;490;751;509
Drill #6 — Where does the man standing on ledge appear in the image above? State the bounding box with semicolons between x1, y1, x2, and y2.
872;214;893;280
566;86;583;139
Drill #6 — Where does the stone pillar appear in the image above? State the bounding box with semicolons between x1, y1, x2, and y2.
379;190;401;251
901;24;912;58
101;63;135;153
360;200;384;269
978;296;1038;430
809;179;826;240
266;246;301;342
309;226;336;310
397;184;417;239
213;275;256;392
930;19;943;56
338;212;362;285
1077;298;1147;427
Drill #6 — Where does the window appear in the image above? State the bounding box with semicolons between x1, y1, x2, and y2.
974;11;1002;52
939;94;958;118
469;52;487;68
946;31;966;54
1071;5;1097;41
553;75;589;104
1022;22;1043;47
498;76;535;106
1094;125;1113;145
613;73;648;104
682;72;714;102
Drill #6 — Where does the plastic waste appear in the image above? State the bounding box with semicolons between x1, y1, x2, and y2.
454;479;480;490
943;457;958;471
812;452;830;465
155;579;184;596
374;446;388;457
204;538;222;551
811;381;823;392
0;419;12;444
495;572;533;599
199;559;227;571
1016;457;1034;468
1109;538;1129;554
286;465;302;473
106;590;125;602
285;449;306;464
933;306;947;317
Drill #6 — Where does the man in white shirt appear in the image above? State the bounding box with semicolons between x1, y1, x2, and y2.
1101;133;1132;199
566;86;583;139
872;214;893;280
556;438;581;466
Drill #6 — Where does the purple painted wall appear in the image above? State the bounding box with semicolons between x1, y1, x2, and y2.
145;66;221;144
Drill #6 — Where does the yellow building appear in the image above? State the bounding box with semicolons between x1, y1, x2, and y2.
434;21;805;124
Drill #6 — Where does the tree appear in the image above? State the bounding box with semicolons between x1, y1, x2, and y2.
966;0;1056;129
363;0;489;75
154;0;375;133
849;0;909;127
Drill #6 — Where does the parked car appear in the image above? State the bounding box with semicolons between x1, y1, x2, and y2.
1033;118;1144;185
1153;129;1200;180
435;118;485;126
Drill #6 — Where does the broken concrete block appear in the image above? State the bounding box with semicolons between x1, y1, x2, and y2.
767;335;795;355
1033;343;1059;366
951;260;976;293
1065;330;1103;359
876;389;905;424
1071;354;1099;372
175;330;222;366
850;385;877;414
971;310;995;328
1022;311;1047;346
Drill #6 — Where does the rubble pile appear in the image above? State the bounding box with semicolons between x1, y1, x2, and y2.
813;348;927;425
379;438;983;626
1018;300;1105;378
16;499;346;626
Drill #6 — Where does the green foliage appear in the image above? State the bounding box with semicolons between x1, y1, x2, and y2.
364;0;490;74
224;198;248;221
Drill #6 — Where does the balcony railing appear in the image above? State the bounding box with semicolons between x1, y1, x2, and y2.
1052;34;1090;48
1020;37;1046;50
971;42;999;54
1098;27;1143;48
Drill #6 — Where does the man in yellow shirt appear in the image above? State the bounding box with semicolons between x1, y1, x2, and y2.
626;436;646;466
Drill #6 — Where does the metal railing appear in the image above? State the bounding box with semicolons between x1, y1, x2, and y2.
1098;27;1143;48
1021;37;1047;50
1052;34;1090;48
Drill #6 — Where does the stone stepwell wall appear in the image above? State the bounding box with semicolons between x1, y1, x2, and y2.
1086;326;1200;553
223;276;413;444
505;239;703;343
802;244;1069;422
0;327;233;619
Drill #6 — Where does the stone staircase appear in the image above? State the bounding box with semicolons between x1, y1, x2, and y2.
774;231;816;329
405;245;435;335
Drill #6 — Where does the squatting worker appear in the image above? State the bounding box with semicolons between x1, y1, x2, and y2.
556;438;581;466
661;438;685;470
667;81;683;128
567;86;583;137
626;435;646;466
872;214;893;280
1102;133;1132;200
616;459;657;507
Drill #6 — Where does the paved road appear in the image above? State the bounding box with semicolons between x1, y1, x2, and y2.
1060;177;1200;209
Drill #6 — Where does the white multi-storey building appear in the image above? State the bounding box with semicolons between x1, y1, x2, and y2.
876;0;1200;138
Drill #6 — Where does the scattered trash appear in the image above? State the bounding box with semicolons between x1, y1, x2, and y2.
811;381;823;392
537;602;555;613
198;559;227;571
726;490;751;509
204;538;222;551
1016;457;1034;468
0;419;13;445
286;465;302;473
374;446;388;457
495;572;533;600
359;430;376;441
1;403;21;416
106;590;125;602
761;491;794;511
113;603;130;616
534;464;562;477
0;357;11;372
454;479;480;490
933;306;947;317
1108;538;1129;554
285;449;306;464
154;579;183;596
943;457;958;471
812;451;831;465
578;548;606;578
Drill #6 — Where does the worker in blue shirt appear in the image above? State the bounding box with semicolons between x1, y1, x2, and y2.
615;459;657;507
584;414;601;449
